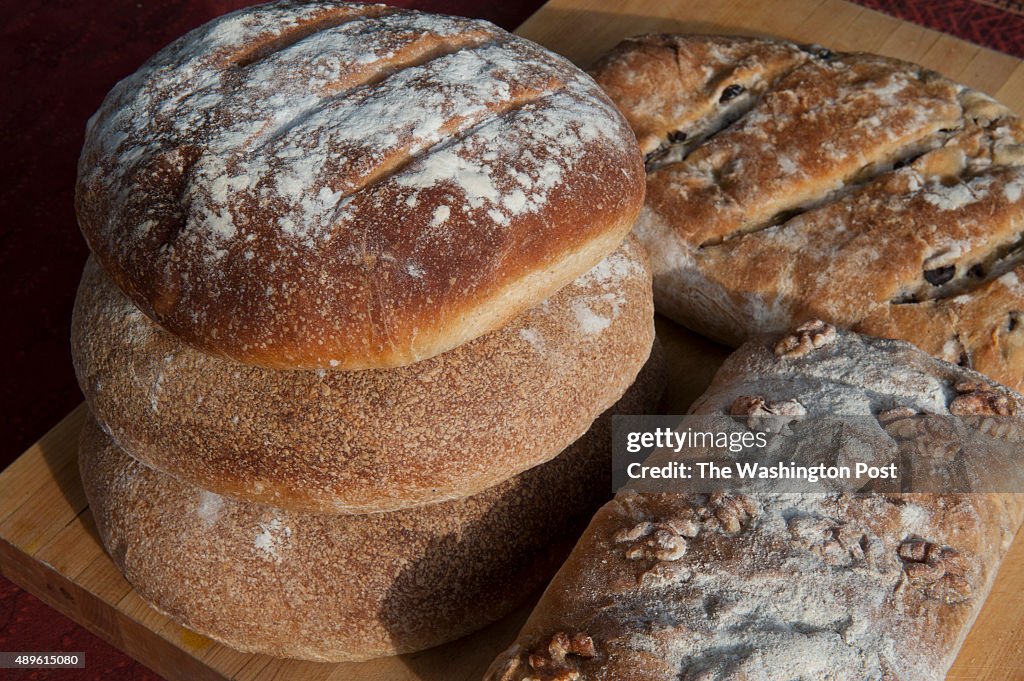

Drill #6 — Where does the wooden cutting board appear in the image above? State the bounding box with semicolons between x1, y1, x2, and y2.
1;1;1022;680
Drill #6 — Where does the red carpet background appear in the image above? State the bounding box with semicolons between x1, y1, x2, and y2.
1;1;1022;679
855;0;1024;57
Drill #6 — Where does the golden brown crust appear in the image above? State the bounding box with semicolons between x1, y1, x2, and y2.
855;266;1024;380
591;34;1024;390
80;349;665;662
72;238;655;513
591;34;810;159
76;1;644;369
486;327;1024;681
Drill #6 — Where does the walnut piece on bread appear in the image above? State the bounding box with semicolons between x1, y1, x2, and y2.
950;380;1021;416
898;539;973;604
523;631;598;681
773;320;838;358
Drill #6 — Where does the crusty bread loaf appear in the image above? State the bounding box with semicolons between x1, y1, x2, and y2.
75;1;644;370
591;34;1024;390
486;323;1024;680
80;347;665;662
72;237;655;514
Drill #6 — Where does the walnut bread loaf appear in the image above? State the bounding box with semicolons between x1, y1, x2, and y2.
485;323;1024;680
80;349;665;662
72;236;655;514
591;34;1024;391
75;0;645;370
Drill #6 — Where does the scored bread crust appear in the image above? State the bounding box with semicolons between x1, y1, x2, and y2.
75;1;644;370
486;324;1024;680
72;237;655;514
79;352;666;662
591;34;1024;390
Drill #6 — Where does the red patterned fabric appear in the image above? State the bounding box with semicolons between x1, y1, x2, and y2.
0;576;163;681
0;1;1020;679
850;0;1024;57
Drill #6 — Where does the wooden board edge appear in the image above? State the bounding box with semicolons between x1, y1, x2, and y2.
0;535;227;681
0;404;87;526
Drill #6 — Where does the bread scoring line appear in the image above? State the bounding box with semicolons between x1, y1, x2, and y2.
659;57;1024;308
670;61;963;249
695;129;953;250
229;3;396;69
87;6;589;258
185;40;570;255
641;51;811;172
244;35;505;158
323;77;573;234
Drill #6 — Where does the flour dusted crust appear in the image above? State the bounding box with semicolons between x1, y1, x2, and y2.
592;34;1024;390
76;1;644;370
79;351;665;662
486;325;1024;680
72;237;654;513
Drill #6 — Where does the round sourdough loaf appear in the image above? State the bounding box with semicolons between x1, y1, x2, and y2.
80;349;664;662
592;34;1024;390
72;237;655;514
75;1;645;370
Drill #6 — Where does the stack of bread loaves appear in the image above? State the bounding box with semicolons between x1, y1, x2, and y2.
70;1;662;661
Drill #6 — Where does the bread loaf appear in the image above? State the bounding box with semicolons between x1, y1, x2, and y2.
76;1;645;370
72;237;654;513
486;323;1024;680
80;347;664;661
591;34;1024;390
